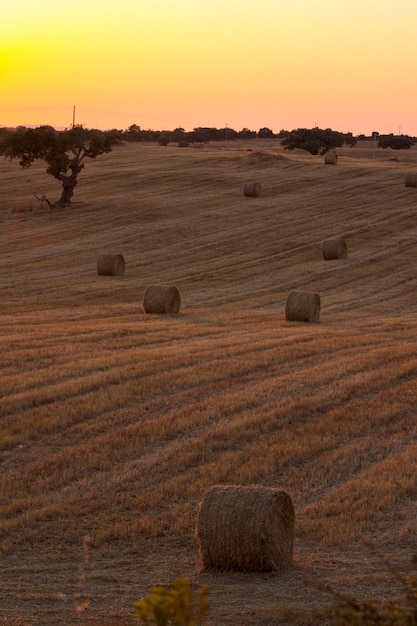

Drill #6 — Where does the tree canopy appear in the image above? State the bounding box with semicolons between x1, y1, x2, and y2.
377;134;416;150
281;127;356;155
0;125;122;207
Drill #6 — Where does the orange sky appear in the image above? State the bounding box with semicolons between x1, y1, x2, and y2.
2;0;417;135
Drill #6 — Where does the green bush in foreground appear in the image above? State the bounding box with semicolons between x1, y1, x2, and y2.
134;578;209;625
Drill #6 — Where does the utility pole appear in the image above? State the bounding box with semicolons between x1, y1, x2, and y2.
372;131;378;159
72;106;76;128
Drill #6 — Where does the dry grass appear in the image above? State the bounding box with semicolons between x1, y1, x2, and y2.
1;139;417;624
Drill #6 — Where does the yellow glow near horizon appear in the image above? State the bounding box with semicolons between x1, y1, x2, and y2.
2;0;417;134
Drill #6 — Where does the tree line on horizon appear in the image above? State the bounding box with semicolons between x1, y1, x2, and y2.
2;122;416;150
122;124;416;153
0;124;415;209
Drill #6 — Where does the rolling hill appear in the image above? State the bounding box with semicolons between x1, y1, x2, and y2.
1;140;416;625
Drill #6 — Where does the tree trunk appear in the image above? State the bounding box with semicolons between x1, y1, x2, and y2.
55;155;84;207
56;170;79;207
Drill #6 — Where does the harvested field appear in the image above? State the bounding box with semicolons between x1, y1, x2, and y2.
1;139;417;625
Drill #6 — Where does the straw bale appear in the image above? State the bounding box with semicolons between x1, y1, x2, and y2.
321;237;347;260
143;285;181;314
196;485;294;573
405;173;417;188
243;182;262;197
285;290;321;323
324;151;338;165
97;254;125;276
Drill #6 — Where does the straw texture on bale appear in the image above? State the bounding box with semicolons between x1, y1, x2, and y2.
196;485;294;573
405;173;417;188
324;151;338;165
143;285;181;314
243;182;262;197
285;290;321;323
321;237;347;260
97;254;125;276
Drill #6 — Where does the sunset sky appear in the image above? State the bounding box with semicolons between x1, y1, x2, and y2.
2;0;417;136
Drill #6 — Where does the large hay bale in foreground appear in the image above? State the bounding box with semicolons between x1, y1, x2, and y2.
196;485;294;572
97;254;125;276
405;172;417;188
324;151;338;165
285;290;321;323
143;285;181;314
243;182;261;197
321;237;347;260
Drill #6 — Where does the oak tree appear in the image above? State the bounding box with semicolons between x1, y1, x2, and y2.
281;127;355;155
0;125;122;208
378;134;415;150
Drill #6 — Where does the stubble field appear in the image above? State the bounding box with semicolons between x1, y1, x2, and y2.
0;139;416;625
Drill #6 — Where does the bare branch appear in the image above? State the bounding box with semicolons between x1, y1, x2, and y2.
34;193;55;209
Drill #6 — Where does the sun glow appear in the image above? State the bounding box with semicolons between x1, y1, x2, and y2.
1;0;417;134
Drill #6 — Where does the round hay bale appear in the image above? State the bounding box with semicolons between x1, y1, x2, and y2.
143;285;181;314
196;485;294;572
243;182;261;197
324;151;338;165
321;237;347;260
97;254;125;276
285;290;321;323
405;172;417;188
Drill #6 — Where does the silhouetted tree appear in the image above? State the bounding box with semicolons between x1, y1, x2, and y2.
170;128;187;143
189;128;210;143
257;127;274;138
378;134;415;150
344;132;358;147
277;129;290;138
0;125;122;207
124;124;144;141
158;132;170;146
281;127;350;155
238;128;257;139
220;127;238;140
141;129;162;141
